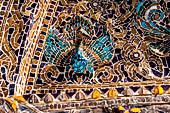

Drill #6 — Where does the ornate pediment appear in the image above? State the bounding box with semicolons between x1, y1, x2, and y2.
0;0;170;112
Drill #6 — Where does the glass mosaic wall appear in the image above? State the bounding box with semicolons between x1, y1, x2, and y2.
0;0;170;112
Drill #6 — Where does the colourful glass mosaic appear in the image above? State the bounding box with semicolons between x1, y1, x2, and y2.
0;0;170;112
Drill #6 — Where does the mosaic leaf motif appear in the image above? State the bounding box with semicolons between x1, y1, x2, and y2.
0;0;170;112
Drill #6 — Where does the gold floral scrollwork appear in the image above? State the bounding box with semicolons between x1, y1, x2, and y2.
94;66;115;83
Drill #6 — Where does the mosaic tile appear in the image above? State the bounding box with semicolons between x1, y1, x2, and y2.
0;0;170;112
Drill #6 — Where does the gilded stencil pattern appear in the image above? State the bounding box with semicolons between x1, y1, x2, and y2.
0;0;170;112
